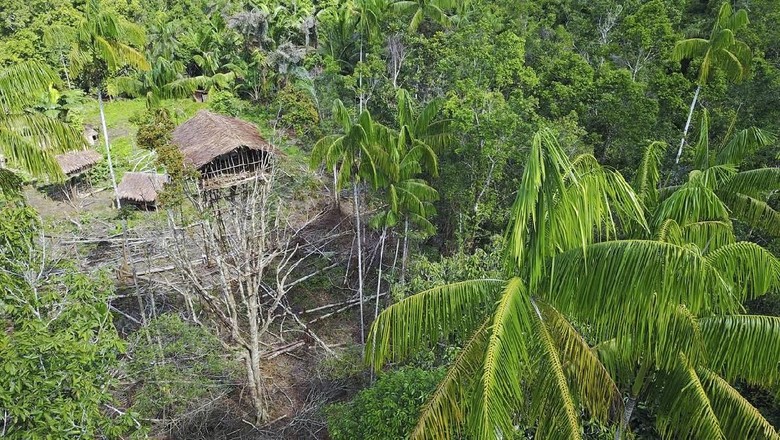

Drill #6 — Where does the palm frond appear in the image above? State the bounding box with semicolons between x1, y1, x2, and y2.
366;279;506;369
505;129;571;277
538;301;622;424
471;277;534;439
633;141;666;209
0;128;63;181
654;183;730;229
654;354;724;439
700;315;780;387
529;301;583;440
719;192;780;236
410;318;491;440
0;62;59;112
680;221;735;252
697;368;780;440
673;38;710;62
719;168;780;199
716;127;775;165
545;240;734;368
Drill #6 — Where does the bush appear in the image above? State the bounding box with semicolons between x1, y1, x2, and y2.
125;315;241;429
207;90;246;117
326;367;445;440
274;84;319;137
0;203;137;438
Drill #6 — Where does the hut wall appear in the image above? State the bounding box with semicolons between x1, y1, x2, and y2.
199;146;270;184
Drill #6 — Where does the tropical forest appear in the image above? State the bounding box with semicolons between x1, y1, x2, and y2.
2;0;780;438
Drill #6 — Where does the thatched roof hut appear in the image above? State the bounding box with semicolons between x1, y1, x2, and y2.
56;150;102;176
117;172;168;208
172;110;279;170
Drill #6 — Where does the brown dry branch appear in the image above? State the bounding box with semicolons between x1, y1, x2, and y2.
162;162;340;423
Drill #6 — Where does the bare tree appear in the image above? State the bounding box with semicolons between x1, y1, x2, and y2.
163;165;336;422
386;34;407;89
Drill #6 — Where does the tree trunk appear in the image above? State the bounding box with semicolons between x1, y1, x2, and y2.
614;397;637;440
332;163;340;208
246;287;267;422
98;90;121;208
401;218;409;284
374;227;387;320
391;235;400;276
615;360;650;440
353;181;365;344
60;53;71;90
359;41;364;112
675;84;701;164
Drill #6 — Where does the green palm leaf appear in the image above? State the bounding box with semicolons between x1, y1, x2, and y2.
410;318;491;440
529;302;582;440
654;354;724;439
719;192;780;236
706;241;780;301
698;367;780;440
471;277;534;439
719;168;780;199
366;279;505;369
700;315;780;386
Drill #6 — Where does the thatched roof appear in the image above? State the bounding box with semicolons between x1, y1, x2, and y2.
56;150;102;175
117;172;168;204
171;110;279;169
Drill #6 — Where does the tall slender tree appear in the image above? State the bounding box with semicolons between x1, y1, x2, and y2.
392;0;453;32
672;2;751;164
312;100;394;343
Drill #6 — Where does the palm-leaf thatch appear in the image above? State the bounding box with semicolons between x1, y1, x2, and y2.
116;172;168;205
55;150;101;176
172;110;281;169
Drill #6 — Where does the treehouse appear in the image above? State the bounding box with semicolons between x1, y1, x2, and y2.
117;172;168;210
172;110;280;190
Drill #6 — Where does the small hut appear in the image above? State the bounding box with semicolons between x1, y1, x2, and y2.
117;172;168;209
50;149;101;199
193;90;208;103
172;110;280;189
56;150;102;178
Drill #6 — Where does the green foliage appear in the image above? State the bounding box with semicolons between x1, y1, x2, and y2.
326;367;446;440
274;83;320;136
0;202;137;438
125;314;240;424
134;107;174;151
207;90;246;117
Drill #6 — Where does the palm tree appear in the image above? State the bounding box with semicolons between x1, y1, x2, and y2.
0;62;86;193
312;100;395;343
392;0;453;32
370;120;439;320
644;111;780;237
367;129;780;439
672;2;751;164
395;89;450;280
52;0;149;208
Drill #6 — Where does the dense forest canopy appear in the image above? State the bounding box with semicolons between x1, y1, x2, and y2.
1;0;780;438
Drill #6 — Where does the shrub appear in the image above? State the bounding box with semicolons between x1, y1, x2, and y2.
125;315;240;428
326;367;445;440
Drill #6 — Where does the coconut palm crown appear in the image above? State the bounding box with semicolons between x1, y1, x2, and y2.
367;128;780;439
